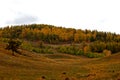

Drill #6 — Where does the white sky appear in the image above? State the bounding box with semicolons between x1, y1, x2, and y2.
0;0;120;34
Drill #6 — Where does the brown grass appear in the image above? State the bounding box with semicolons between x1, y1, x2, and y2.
0;42;120;80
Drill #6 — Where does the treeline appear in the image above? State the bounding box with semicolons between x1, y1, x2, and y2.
0;24;120;54
0;24;120;43
90;41;120;53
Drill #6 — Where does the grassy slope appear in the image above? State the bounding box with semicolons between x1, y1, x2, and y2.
0;43;120;80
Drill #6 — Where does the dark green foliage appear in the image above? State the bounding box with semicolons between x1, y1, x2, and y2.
57;45;104;58
5;39;22;55
85;52;105;58
90;41;106;53
32;48;53;54
90;41;120;53
106;42;120;53
57;46;84;55
21;41;53;54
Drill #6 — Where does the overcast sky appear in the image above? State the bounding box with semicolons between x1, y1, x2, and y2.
0;0;120;34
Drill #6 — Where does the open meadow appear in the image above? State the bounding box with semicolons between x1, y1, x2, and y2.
0;42;120;80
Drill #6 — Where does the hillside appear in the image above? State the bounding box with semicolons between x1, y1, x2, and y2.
0;24;120;80
0;24;120;57
0;42;120;80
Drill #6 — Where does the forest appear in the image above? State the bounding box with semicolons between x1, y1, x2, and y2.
0;24;120;57
1;24;120;80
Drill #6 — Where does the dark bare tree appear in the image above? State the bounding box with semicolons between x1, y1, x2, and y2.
6;39;22;55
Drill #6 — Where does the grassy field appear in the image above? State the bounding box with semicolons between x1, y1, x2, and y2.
0;42;120;80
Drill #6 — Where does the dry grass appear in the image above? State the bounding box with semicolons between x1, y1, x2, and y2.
0;42;120;80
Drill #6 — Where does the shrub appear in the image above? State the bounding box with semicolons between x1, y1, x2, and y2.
103;49;111;57
21;41;33;51
57;45;105;58
32;48;54;54
57;46;84;55
83;46;91;54
32;48;43;53
57;46;67;53
89;41;106;53
75;50;84;55
85;52;104;58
